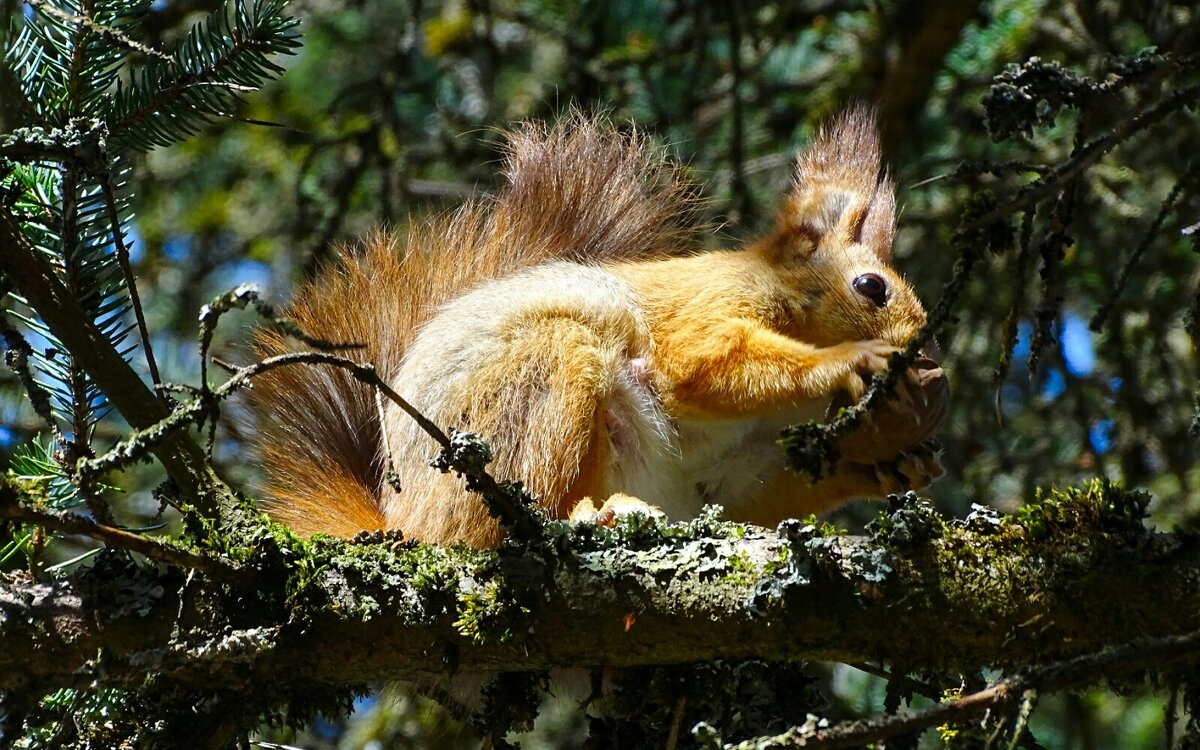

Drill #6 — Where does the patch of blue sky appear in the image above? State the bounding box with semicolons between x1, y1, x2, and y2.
1012;320;1032;361
1010;313;1095;378
1089;419;1113;453
1041;368;1066;400
1058;312;1095;376
162;234;192;263
211;259;272;294
123;224;145;264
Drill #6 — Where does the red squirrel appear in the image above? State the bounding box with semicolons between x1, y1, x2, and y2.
250;109;947;547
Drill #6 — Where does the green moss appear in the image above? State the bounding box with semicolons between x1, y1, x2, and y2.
722;551;758;587
454;575;530;643
1013;480;1151;540
872;478;1162;666
281;532;478;624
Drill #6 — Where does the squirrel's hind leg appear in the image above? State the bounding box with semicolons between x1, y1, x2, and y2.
468;314;659;524
383;278;666;545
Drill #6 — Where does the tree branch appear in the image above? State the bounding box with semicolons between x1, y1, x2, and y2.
0;490;236;577
732;631;1200;748
0;211;226;517
0;484;1194;700
962;80;1200;232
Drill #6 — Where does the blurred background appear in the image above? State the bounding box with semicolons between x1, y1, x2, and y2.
2;0;1198;746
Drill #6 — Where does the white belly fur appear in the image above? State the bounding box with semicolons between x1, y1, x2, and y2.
603;377;828;519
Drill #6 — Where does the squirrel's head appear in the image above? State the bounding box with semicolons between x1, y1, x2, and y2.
756;107;926;350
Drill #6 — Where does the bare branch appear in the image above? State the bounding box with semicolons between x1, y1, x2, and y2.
731;631;1200;749
0;497;237;577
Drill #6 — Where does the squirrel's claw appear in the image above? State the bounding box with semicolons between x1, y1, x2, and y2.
870;439;945;495
893;440;945;491
887;380;920;422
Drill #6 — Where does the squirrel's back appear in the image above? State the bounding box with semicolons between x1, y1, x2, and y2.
250;114;704;538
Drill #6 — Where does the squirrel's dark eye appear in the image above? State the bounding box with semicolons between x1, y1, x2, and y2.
853;273;888;307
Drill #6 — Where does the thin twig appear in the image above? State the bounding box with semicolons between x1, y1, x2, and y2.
728;630;1200;749
0;499;236;577
993;205;1038;422
375;388;402;491
25;0;172;61
99;175;161;390
1027;182;1077;375
82;347;543;539
229;353;540;536
908;161;1050;190
846;662;941;702
1090;158;1200;332
961;80;1200;234
76;352;426;483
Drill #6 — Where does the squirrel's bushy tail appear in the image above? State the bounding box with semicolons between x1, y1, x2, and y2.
250;113;703;536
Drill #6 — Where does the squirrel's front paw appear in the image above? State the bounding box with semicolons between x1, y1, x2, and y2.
569;493;665;527
831;356;949;464
872;439;945;494
821;339;900;402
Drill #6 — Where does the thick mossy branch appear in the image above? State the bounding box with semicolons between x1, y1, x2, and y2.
0;480;1191;695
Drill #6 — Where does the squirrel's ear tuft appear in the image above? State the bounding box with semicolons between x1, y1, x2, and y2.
795;105;882;198
859;175;896;261
780;106;896;260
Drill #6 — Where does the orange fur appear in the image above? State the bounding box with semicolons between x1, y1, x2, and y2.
250;107;945;544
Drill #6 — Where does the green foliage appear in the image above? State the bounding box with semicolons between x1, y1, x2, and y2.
8;437;76;510
11;686;133;748
0;6;300;737
0;0;299;534
106;0;300;152
6;1;143;123
2;0;1200;746
1;437;83;565
5;2;141;456
3;142;135;449
0;0;299;548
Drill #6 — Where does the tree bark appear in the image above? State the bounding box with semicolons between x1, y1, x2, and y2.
1;483;1192;695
